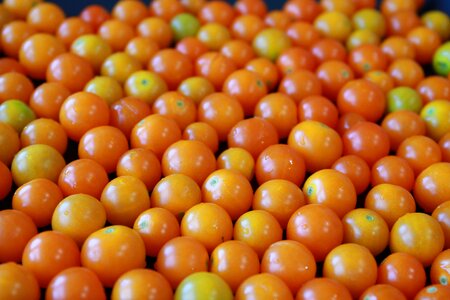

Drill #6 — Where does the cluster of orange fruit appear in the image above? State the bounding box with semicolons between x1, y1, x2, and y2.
0;0;450;299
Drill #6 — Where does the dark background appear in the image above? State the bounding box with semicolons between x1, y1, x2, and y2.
49;0;450;16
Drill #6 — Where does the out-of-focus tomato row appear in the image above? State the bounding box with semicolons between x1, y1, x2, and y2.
0;0;450;299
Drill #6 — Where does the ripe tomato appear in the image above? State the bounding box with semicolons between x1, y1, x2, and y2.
46;267;106;300
297;95;339;129
252;28;291;61
175;272;233;300
22;231;81;288
0;99;36;133
381;110;426;151
112;269;172;300
85;76;124;106
0;71;34;104
296;278;352;300
430;249;450;286
217;147;255;181
29;82;70;121
420;99;450;141
81;225;146;287
315;61;355;101
183;122;219;153
414;162;450;213
0;161;11;200
371;155;415;190
152;91;196;130
178;76;215;105
71;34;112;73
52;194;106;247
279;69;322;104
56;17;93;48
432;201;450;249
360;284;407;300
20;118;68;155
415;284;450;300
332;155;371;195
235;273;293;300
0;262;40;300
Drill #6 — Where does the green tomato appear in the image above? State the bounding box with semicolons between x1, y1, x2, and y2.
0;99;36;133
433;41;450;76
170;13;201;42
387;86;423;113
174;272;233;300
252;28;291;61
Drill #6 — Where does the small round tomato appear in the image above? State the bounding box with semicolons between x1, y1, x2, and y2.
378;252;426;299
155;236;209;289
183;122;219;153
29;82;70;121
348;44;388;76
433;41;450;76
149;49;194;90
202;169;253;221
360;284;407;300
279;69;322;104
1;21;37;59
288;121;342;173
342;208;389;256
262;240;316;295
364;70;394;94
286;21;321;49
195;52;237;90
98;19;135;52
388;58;425;88
422;10;450;41
236;273;293;300
0;209;37;263
58;159;109;199
439;132;450;162
84;76;124;106
116;148;161;191
133;207;180;257
112;269;172;300
315;60;355;101
137;17;173;49
430;249;450;285
352;8;386;37
71;34;112;73
0;262;40;300
314;11;352;43
276;47;317;75
390;212;444;266
303;169;357;218
46;267;106;300
0;71;34;104
125;36;160;67
151;173;201;220
297;279;351;300
420;100;450;141
387;86;423;113
78;126;129;173
11;144;65;187
81;225;146;288
0;99;36;133
0;122;20;166
287;204;343;262
323;243;377;299
415;284;450;300
101;176;150;227
231;14;265;43
52;194;106;247
79;4;111;31
382;36;416;62
112;0;148;27
59;91;110;142
332;155;371;195
252;28;291;61
22;231;80;288
407;26;442;65
228;117;279;160
101;52;142;85
0;161;12;200
197;23;231;51
175;272;232;300
381;110;426;151
297;95;339;128
245;57;280;91
342;121;390;167
20;118;68;155
217;147;255;181
416;76;450;104
234;210;283;258
371;155;415;191
56;17;94;48
171;13;201;42
365;183;416;228
181;202;233;252
152;91;196;130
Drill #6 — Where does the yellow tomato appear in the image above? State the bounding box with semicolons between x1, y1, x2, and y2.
420;100;450;141
314;11;353;43
124;70;168;105
84;76;124;106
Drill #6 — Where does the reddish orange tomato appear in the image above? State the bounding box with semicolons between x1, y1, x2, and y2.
348;44;388;76
365;183;416;228
337;79;386;122
78;126;129;174
415;284;450;300
154;236;209;289
276;47;317;75
80;4;111;31
223;69;268;117
176;37;208;62
360;284;407;300
0;262;41;300
26;2;65;34
283;0;322;23
390;212;444;266
315;60;355;101
22;231;80;288
58;159;109;199
416;76;450;104
323;243;378;299
101;176;150;227
303;169;357;218
110;96;152;139
234;210;283;258
386;10;422;36
414;162;450;214
297;95;339;128
255;144;306;186
364;70;395;94
181;202;233;252
235;0;267;17
29;82;70;121
310;38;347;63
12;178;63;228
228;117;279;160
149;49;194;90
342;121;390;167
230;15;266;43
202;169;253;221
254;92;298;138
236;273;293;300
130;114;182;159
262;240;316;295
195;52;237;90
439;132;450;162
183;122;219;153
20;118;67;155
0;58;27;75
198;1;236;26
221;39;256;68
137;17;173;49
378;252;426;299
111;269;172;300
287;204;343;261
46;267;106;300
296;278;351;300
0;122;20;166
56;17;93;48
433;201;450;249
336;112;366;135
98;19;135;52
245;57;280;91
1;21;37;59
210;240;260;293
112;0;149;27
59;92;110;142
150;0;185;22
388;58;425;88
371;155;415;190
332;155;371;195
430;249;450;286
81;225;146;288
152;91;196;130
288;120;342;173
286;21;321;49
0;71;34;104
397;135;442;177
0;209;37;263
162;140;216;186
381;110;426;151
133;207;180;257
253;179;305;229
278;69;322;104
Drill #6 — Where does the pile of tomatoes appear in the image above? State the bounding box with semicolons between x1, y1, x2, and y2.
0;0;450;298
